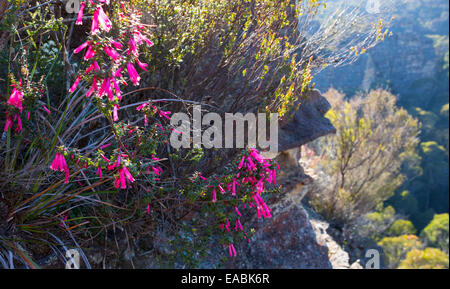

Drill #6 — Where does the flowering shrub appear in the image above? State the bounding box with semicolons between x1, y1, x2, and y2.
0;0;283;268
5;72;47;133
202;148;279;258
0;0;386;268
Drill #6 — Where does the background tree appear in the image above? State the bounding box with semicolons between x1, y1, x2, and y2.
387;219;417;237
420;213;449;254
305;89;421;226
399;248;449;269
378;235;422;269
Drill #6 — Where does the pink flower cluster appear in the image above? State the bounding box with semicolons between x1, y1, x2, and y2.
70;1;153;123
5;81;24;132
50;152;70;184
212;148;279;258
137;102;171;127
5;80;49;133
49;1;158;187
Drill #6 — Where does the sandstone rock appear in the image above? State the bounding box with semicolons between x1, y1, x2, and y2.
278;89;336;152
229;192;332;269
310;217;358;269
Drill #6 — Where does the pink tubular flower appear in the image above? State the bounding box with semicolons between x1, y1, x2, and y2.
75;2;86;25
228;243;237;258
235;219;243;231
7;82;24;112
4;112;13;132
84;45;96;60
113;104;119;121
98;78;112;99
151;166;162;176
15;115;22;132
144;115;148;127
232;178;239;196
42;105;51;115
158;110;171;120
100;143;111;150
238;155;245;169
97;6;112;32
247;156;257;171
106;79;114;100
235;206;242;217
50;152;70;184
69;75;82;93
126;62;141;86
218;184;225;194
141;35;154;47
117;168;126;189
74;41;89;54
112;78;122;100
136;103;148;111
114;67;123;78
123;167;135;183
253;194;272;219
104;46;121;62
270;169;277;185
128;36;138;56
111;41;123;50
86;61;100;73
86;76;98;98
212;189;217;203
96;166;103;178
250;149;265;164
115;167;135;189
136;59;148;71
91;8;99;34
100;154;110;163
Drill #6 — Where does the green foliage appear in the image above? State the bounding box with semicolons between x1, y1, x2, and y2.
358;206;397;242
421;141;446;155
420;213;449;254
139;0;329;117
415;108;439;133
389;191;419;217
387;220;417;237
399;248;449;269
378;235;423;269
